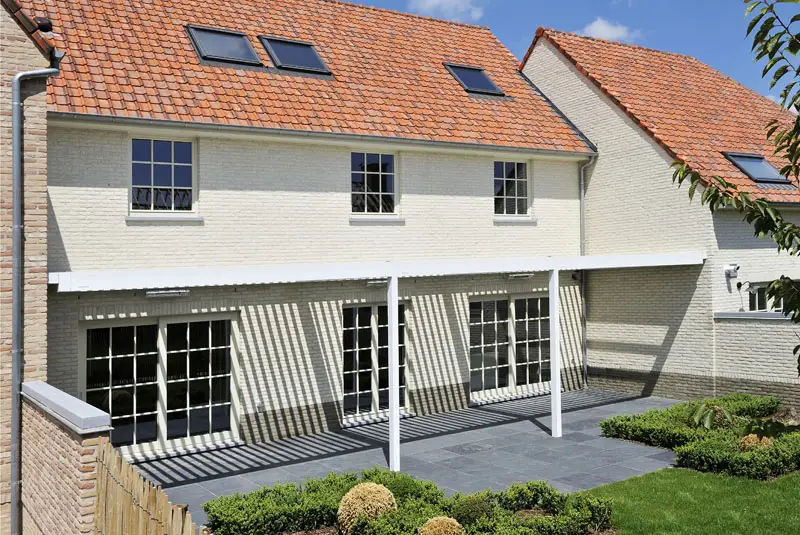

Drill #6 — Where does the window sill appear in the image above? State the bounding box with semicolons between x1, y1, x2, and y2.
341;409;415;428
493;216;538;225
713;311;789;321
349;215;406;225
126;214;205;225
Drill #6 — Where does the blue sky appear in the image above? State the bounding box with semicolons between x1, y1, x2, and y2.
348;0;778;100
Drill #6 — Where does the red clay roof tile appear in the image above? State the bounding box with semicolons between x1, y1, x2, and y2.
524;28;800;203
21;0;592;154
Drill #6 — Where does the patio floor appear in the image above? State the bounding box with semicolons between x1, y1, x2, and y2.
137;389;678;526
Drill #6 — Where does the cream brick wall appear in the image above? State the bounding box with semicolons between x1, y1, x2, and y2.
47;126;582;272
1;7;51;527
48;273;583;442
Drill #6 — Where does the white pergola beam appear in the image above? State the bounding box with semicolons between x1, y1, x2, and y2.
387;275;401;471
48;251;706;293
549;269;562;438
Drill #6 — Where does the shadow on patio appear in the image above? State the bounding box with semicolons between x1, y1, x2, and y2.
137;389;658;488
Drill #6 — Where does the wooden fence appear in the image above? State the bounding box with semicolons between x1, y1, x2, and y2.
95;438;211;535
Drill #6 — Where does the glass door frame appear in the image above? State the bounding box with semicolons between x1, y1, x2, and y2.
79;312;241;459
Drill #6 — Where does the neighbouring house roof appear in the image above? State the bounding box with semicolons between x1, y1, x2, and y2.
2;0;56;59
522;28;800;204
18;0;593;155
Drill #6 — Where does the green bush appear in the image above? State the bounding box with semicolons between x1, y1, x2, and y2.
205;470;612;535
675;431;800;479
447;492;495;526
361;467;445;505
203;472;359;535
600;394;779;450
353;498;446;535
569;494;613;532
497;481;568;515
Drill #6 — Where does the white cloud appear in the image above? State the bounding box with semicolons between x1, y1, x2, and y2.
766;95;780;103
408;0;484;22
579;17;642;43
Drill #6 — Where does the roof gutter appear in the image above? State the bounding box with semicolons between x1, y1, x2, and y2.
11;57;62;535
48;111;598;160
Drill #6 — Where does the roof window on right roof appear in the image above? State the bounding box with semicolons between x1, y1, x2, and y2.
724;153;790;184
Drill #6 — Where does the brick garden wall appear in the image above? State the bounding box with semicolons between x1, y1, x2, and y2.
0;7;51;529
20;397;103;535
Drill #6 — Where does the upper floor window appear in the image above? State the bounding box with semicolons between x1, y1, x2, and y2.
132;139;193;212
749;284;783;312
351;152;395;214
494;161;528;216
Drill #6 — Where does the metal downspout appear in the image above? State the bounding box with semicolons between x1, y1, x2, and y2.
11;65;60;535
579;156;596;389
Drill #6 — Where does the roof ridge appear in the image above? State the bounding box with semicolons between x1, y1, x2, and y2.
319;0;490;31
541;27;700;62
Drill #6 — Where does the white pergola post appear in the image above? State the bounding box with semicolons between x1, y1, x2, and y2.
549;269;562;437
387;275;401;471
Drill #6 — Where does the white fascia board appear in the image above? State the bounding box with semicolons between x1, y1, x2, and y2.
49;251;706;293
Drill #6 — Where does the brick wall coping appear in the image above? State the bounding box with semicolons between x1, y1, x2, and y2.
714;311;791;321
21;381;111;435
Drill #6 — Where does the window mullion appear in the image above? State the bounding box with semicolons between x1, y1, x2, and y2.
371;305;379;414
156;320;168;450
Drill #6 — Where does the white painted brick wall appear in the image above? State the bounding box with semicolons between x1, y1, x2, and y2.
524;39;800;389
714;317;800;385
48;273;583;439
47;126;581;272
710;210;800;312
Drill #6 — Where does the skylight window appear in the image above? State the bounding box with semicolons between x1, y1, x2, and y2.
260;36;331;74
724;153;790;183
445;63;504;96
187;25;261;66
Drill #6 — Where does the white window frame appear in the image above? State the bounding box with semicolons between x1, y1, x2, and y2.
349;151;401;218
79;312;240;459
341;302;408;425
129;136;199;217
492;160;533;221
468;293;552;403
748;283;783;312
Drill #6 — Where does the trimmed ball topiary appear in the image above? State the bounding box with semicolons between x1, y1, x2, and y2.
739;433;773;451
418;516;465;535
337;482;397;533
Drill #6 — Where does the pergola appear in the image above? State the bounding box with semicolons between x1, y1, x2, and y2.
49;250;706;471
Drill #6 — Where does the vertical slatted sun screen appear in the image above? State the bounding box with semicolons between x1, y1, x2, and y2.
94;438;211;535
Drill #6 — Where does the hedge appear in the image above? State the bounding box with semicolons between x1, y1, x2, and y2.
599;393;779;450
675;432;800;479
204;471;613;535
599;393;800;480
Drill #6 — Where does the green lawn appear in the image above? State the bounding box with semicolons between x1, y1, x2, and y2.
587;468;800;535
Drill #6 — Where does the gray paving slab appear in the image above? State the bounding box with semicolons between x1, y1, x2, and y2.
136;389;679;527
